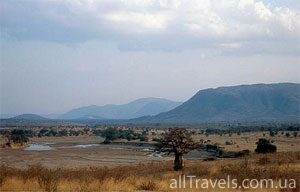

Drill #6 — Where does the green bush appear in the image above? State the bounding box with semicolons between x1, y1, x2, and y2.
152;137;160;142
235;149;251;157
255;138;276;153
7;129;29;145
225;141;233;145
103;139;111;144
139;135;149;142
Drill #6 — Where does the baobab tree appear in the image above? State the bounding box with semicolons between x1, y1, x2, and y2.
156;128;200;171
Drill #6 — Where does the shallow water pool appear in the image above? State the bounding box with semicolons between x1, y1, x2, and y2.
24;144;54;151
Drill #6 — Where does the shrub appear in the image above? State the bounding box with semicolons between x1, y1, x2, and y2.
139;135;149;142
77;171;93;192
152;137;160;142
101;128;119;141
37;168;61;192
219;160;251;188
22;163;44;183
225;141;233;145
103;139;111;144
293;132;298;138
6;129;29;145
137;180;157;191
255;138;277;153
90;167;110;184
235;149;251;157
0;165;8;187
203;157;217;161
206;144;219;151
257;157;270;165
185;163;211;176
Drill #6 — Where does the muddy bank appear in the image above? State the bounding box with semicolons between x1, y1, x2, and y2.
108;141;156;148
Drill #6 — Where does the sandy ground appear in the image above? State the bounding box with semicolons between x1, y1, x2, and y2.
192;131;300;152
0;136;170;169
1;132;299;169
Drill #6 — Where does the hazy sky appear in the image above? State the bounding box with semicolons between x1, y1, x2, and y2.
1;0;299;115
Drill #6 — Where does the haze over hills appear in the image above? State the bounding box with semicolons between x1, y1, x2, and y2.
59;97;183;120
11;114;48;120
5;83;300;123
142;83;300;123
0;114;18;119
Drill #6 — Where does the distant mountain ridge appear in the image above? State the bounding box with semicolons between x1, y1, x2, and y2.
11;114;48;120
59;97;182;119
142;83;300;123
7;83;300;123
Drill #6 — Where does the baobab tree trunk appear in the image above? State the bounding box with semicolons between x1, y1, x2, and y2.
174;153;183;171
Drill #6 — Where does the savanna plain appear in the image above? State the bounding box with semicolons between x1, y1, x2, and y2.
0;126;299;192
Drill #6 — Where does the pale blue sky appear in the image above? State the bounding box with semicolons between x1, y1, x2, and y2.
1;0;299;115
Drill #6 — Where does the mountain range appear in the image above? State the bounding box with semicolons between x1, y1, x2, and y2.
11;114;48;120
7;83;300;123
145;83;299;123
58;97;182;120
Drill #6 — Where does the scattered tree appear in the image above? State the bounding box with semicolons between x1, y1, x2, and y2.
6;129;29;145
293;132;298;138
139;135;149;142
255;138;276;153
156;128;200;171
103;139;111;144
225;141;233;145
152;137;160;142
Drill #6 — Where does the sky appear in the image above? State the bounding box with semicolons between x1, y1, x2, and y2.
0;0;299;115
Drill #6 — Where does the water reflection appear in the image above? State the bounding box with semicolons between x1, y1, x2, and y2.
24;144;54;151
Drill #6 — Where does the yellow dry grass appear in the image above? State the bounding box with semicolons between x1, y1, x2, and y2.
192;131;300;152
0;152;299;192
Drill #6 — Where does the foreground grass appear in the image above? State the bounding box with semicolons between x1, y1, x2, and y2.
0;152;299;192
